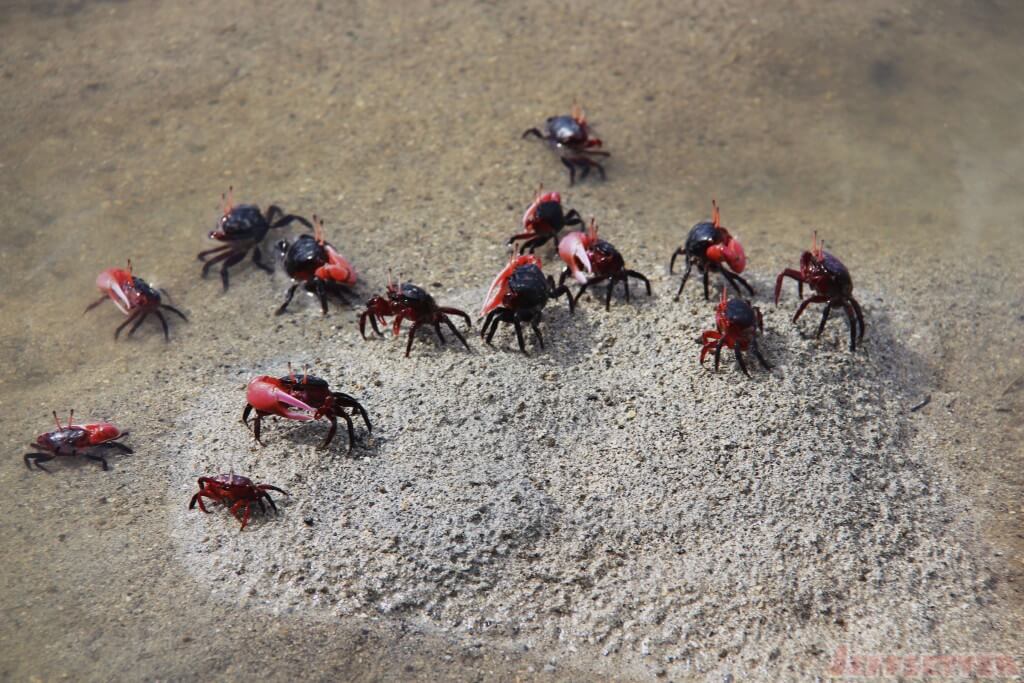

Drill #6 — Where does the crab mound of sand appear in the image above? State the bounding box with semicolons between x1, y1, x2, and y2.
168;284;988;678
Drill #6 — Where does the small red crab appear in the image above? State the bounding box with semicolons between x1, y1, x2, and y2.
774;232;865;351
188;474;288;531
198;187;312;290
522;103;610;185
700;288;772;377
558;219;651;310
84;260;187;341
24;410;132;472
480;254;574;353
359;274;472;357
243;365;371;451
670;200;751;301
275;216;357;315
506;187;584;253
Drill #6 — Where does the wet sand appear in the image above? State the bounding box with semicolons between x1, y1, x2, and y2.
1;0;1023;680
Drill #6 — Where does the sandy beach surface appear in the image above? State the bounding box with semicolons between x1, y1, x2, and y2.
1;0;1022;680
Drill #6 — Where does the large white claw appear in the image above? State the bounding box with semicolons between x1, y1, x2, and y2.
558;232;592;284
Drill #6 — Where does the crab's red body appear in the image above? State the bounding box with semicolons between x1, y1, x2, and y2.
276;216;357;315
243;368;371;450
188;474;288;531
700;289;771;377
670;200;751;300
774;233;865;351
557;219;651;310
522;103;610;185
24;410;132;472
480;254;574;353
85;261;187;340
506;190;584;253
360;278;471;357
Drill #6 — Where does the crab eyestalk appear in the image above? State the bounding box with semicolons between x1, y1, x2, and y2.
221;185;234;217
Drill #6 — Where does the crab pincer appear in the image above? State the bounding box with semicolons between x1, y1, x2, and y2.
242;365;371;451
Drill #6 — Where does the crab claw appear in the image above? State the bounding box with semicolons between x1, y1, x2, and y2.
96;268;135;315
558;231;592;284
706;233;747;273
316;245;358;285
82;422;124;445
481;254;542;317
245;376;316;421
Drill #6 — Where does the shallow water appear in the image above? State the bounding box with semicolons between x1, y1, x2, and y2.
1;1;1022;680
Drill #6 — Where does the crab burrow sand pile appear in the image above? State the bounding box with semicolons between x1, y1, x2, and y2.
166;280;995;680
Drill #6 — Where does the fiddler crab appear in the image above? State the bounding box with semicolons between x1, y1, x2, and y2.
198;187;312;290
558;218;651;310
670;200;751;301
507;187;584;254
480;254;574;354
775;232;865;351
360;272;471;357
85;260;187;341
275;215;357;316
24;410;132;472
523;103;610;185
700;288;772;377
189;474;288;532
243;364;371;451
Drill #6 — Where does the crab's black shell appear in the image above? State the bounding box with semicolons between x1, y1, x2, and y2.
282;234;329;279
723;299;756;328
277;373;329;389
392;283;436;309
130;276;161;305
684;221;720;259
545;115;586;146
37;427;87;452
533;200;566;231
218;205;269;241
508;264;550;309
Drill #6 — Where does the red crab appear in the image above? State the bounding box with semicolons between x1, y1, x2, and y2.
198;187;312;290
670;200;751;301
506;187;584;253
557;219;651;310
85;260;188;340
243;366;371;451
522;103;610;184
700;288;772;377
359;274;472;357
275;216;357;315
188;474;288;531
480;254;574;353
774;232;865;351
24;410;132;472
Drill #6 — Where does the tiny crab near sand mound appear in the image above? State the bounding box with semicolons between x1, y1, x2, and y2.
507;187;584;254
275;215;357;316
558;218;651;310
85;260;187;341
774;232;866;351
197;187;312;290
24;410;132;472
480;254;574;354
243;365;371;451
670;199;752;301
700;288;772;377
522;103;610;185
188;474;288;532
360;274;471;357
